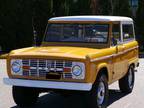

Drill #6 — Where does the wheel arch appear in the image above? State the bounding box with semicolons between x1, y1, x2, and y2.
128;58;138;69
97;67;109;81
129;63;135;68
94;63;109;85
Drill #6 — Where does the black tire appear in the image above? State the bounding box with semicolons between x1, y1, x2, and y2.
12;86;39;107
119;65;135;93
60;92;72;97
87;74;109;108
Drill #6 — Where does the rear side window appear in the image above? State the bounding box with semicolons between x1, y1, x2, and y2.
122;24;135;42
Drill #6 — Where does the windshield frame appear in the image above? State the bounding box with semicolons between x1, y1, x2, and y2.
43;22;110;44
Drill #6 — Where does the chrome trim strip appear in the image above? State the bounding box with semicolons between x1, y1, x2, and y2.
3;78;92;91
123;46;138;53
91;55;113;62
91;46;138;62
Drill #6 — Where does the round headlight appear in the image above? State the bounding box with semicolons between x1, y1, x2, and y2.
72;65;82;76
12;61;21;73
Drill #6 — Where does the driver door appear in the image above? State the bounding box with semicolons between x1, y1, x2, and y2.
111;23;127;81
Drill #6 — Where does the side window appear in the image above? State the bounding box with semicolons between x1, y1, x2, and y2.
112;24;121;46
122;24;134;41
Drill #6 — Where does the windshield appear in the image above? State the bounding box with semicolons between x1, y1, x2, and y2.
44;23;109;43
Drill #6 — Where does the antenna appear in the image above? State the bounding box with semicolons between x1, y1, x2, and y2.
32;17;37;46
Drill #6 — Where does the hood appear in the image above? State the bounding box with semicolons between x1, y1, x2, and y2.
10;46;100;59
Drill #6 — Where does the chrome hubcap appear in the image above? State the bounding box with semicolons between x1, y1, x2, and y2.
128;68;133;89
97;82;105;106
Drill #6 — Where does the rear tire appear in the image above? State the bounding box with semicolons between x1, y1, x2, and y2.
12;86;39;107
119;65;135;93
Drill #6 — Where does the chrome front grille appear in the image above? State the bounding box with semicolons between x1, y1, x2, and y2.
22;59;72;79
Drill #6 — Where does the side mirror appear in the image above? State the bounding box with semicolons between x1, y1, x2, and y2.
124;33;129;38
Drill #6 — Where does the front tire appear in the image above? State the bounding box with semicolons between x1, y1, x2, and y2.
88;74;109;108
12;86;39;107
119;65;135;93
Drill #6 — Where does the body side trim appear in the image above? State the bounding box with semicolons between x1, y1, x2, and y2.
90;46;138;62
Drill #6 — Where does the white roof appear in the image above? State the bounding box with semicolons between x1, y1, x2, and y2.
49;16;133;22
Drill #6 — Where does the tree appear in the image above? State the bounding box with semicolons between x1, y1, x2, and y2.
53;0;69;16
90;0;111;15
0;0;53;51
0;0;17;52
0;0;135;52
135;0;144;50
32;0;53;45
0;0;34;52
97;0;112;15
113;0;132;17
90;0;98;14
16;0;33;48
77;0;91;15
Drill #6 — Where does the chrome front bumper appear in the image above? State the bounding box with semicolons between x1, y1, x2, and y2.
3;78;92;91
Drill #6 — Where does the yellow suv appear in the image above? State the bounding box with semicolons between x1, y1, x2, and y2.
3;16;139;108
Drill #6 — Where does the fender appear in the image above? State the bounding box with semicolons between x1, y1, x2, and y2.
91;62;109;84
128;57;139;68
0;53;8;59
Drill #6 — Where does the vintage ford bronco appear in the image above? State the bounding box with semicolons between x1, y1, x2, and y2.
3;16;139;108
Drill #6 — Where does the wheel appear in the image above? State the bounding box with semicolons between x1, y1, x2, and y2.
12;86;39;107
60;92;72;97
119;65;135;93
87;74;109;108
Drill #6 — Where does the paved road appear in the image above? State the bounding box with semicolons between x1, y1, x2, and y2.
0;59;144;108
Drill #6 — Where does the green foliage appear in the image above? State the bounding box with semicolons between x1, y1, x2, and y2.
15;0;33;48
32;0;53;45
135;0;144;50
0;0;33;52
0;0;142;52
97;0;112;15
136;0;144;35
0;0;17;52
68;0;91;15
113;0;132;17
0;0;52;51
